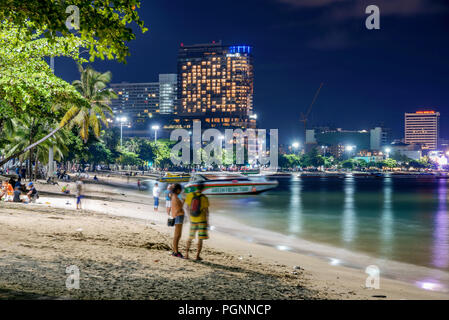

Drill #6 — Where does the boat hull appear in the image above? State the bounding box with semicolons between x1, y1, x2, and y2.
158;177;191;183
185;181;278;195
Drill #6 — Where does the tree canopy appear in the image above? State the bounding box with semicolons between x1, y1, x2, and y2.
0;0;147;63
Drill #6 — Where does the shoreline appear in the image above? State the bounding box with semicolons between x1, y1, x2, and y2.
1;179;448;299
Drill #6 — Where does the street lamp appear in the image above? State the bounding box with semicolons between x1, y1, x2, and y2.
292;142;300;155
345;145;355;152
118;117;128;147
345;145;356;159
292;142;300;149
385;147;392;159
321;145;328;157
152;125;160;143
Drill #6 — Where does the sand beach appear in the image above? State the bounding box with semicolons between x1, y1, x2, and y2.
0;175;448;300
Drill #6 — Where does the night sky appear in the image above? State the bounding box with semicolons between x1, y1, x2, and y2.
55;0;449;144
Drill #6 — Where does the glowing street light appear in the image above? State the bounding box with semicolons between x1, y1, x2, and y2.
345;145;355;152
385;147;392;159
152;125;160;143
117;117;128;147
321;145;328;157
249;114;258;120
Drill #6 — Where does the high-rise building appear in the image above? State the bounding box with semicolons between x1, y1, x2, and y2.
110;82;159;127
176;41;256;129
405;111;440;150
159;74;177;114
370;127;391;151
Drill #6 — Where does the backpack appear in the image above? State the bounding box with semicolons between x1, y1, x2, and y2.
190;193;203;217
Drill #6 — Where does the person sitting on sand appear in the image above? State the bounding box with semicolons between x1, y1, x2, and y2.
171;183;185;258
153;183;160;212
26;182;38;202
62;184;70;194
185;182;210;261
0;181;10;201
13;186;24;203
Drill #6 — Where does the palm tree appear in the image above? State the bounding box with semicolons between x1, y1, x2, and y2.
124;137;141;154
0;65;117;167
3;116;70;179
65;64;117;142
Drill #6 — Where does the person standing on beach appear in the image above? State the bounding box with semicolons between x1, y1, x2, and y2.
185;182;209;261
153;183;160;211
164;184;173;217
76;179;84;210
171;183;185;258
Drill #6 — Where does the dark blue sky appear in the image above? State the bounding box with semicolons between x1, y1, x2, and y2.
55;0;449;144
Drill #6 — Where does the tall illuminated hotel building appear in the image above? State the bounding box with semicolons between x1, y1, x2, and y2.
174;41;256;129
405;111;440;150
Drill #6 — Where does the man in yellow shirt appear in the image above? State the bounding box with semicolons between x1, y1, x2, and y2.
185;182;209;261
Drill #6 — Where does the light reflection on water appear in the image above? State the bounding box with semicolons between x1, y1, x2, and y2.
342;176;356;244
209;177;449;273
432;179;449;269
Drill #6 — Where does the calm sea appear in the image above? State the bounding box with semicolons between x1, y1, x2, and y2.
210;176;449;276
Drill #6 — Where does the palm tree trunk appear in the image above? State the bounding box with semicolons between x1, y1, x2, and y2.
28;149;32;181
0;125;65;167
34;154;39;180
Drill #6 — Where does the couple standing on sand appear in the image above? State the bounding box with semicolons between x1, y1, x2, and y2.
155;182;209;261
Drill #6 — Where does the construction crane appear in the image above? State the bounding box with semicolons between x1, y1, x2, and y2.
300;82;324;144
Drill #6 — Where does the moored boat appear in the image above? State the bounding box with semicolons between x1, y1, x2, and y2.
263;172;293;179
184;173;278;195
240;169;261;176
158;172;191;183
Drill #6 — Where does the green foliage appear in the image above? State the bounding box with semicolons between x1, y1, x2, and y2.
0;20;89;123
391;152;412;163
409;159;431;169
342;160;355;169
117;148;143;166
355;159;368;169
3;115;70;163
301;147;325;167
68;64;117;141
151;140;175;168
279;154;301;169
0;0;147;63
382;158;398;168
88;142;114;165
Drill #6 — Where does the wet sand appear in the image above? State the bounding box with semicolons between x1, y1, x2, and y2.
0;177;448;300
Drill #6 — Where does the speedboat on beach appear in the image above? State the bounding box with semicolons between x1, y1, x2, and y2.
184;173;278;195
158;172;191;183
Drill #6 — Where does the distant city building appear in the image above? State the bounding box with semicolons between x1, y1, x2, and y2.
404;110;440;150
440;138;449;151
389;141;422;160
110;82;159;127
159;74;177;114
370;127;391;151
305;126;391;158
175;41;256;129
